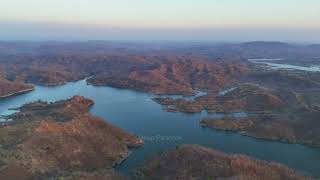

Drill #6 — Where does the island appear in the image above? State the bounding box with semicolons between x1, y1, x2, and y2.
0;96;143;179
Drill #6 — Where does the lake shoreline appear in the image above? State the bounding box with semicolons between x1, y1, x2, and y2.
0;88;35;99
1;79;320;178
200;122;320;149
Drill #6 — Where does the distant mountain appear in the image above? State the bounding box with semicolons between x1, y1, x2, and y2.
0;41;43;54
307;44;320;49
0;41;320;60
240;41;290;48
227;41;320;59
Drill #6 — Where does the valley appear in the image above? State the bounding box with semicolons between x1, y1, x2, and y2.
1;41;320;179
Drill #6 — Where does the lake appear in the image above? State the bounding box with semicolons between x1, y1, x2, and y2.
0;79;319;178
249;58;320;72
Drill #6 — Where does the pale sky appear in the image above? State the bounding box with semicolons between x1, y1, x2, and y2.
1;0;320;41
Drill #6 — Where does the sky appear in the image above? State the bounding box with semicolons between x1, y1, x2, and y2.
1;0;320;42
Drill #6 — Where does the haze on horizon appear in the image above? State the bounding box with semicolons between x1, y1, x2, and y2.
1;0;320;42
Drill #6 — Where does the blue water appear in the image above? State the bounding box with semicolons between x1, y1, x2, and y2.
249;59;320;72
0;79;319;178
219;87;238;96
154;90;207;101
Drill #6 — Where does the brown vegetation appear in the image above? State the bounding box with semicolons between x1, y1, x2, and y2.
154;83;285;113
201;110;320;147
0;78;34;98
135;145;311;180
154;73;320;147
88;59;249;95
0;96;143;179
0;53;248;96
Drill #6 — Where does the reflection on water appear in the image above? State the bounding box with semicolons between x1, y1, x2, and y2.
154;90;208;101
0;79;319;178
